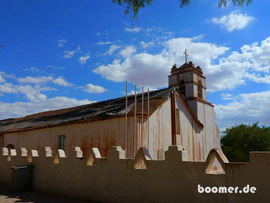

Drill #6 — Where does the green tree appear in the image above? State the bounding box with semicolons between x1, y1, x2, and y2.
221;123;270;162
113;0;253;18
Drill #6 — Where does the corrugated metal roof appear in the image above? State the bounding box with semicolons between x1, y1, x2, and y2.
0;88;173;134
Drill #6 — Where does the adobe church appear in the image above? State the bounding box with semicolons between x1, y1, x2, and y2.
0;59;220;161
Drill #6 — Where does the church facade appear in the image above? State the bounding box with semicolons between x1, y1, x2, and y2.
0;61;220;161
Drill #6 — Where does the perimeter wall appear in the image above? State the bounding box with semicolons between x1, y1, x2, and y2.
0;146;269;203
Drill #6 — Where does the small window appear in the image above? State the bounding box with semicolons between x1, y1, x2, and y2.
58;135;66;151
175;109;180;135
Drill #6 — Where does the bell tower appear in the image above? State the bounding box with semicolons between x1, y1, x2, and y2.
168;61;206;101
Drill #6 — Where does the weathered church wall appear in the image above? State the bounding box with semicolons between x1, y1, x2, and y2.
175;96;204;161
147;99;171;159
2;117;138;158
186;99;220;161
2;100;173;160
196;102;220;154
0;146;269;203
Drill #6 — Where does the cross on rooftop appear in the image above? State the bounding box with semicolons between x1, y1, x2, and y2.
183;49;188;63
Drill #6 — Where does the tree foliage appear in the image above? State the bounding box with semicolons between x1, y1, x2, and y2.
113;0;253;18
221;123;270;162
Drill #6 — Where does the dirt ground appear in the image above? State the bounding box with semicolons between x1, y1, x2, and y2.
0;188;92;203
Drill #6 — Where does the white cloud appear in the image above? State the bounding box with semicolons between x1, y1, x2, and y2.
0;82;56;102
84;84;107;94
5;75;72;102
97;41;113;45
94;36;270;92
94;37;229;89
79;54;91;64
125;27;142;32
0;72;16;79
18;76;53;84
119;46;136;58
0;76;93;119
140;41;155;48
47;65;65;70
63;45;80;59
0;83;17;94
0;74;5;83
211;11;254;32
24;67;39;72
0;97;93;119
221;93;233;100
53;77;73;87
245;73;270;84
215;90;270;131
221;93;239;101
106;45;120;55
57;39;67;47
18;75;73;87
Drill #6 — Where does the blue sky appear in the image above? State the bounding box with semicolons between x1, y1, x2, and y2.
0;0;270;131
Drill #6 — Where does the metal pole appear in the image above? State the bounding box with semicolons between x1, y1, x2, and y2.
141;87;144;147
170;91;176;145
125;81;128;151
147;88;150;150
134;84;137;156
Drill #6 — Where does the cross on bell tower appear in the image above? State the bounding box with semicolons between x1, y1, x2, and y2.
183;49;188;63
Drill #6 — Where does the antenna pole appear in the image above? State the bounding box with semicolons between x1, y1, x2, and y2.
134;84;137;156
147;88;150;150
125;81;128;151
141;87;144;148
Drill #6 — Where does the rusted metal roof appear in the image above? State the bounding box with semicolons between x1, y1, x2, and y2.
0;87;204;134
0;88;173;134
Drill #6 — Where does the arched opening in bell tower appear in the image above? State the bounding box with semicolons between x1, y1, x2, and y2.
179;80;185;97
198;80;203;99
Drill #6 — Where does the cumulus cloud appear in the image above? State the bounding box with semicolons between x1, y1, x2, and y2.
125;27;142;32
79;54;91;64
0;97;93;120
215;90;270;132
211;11;254;32
63;45;80;59
53;77;73;87
105;45;120;55
84;84;107;94
94;37;229;89
94;36;270;92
